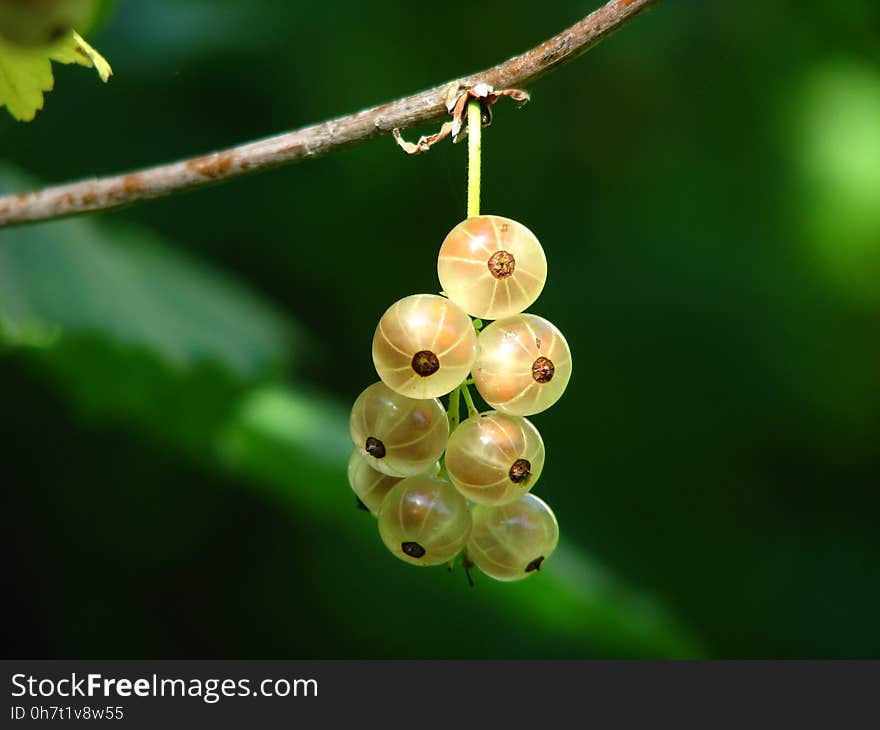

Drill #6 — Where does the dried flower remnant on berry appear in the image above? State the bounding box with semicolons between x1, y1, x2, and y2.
365;436;386;459
488;250;516;279
525;556;545;573
411;350;440;376
402;541;426;559
532;356;555;383
509;458;532;484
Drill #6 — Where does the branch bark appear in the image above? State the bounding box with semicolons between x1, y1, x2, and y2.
0;0;659;228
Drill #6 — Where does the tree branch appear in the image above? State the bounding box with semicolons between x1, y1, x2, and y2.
0;0;659;228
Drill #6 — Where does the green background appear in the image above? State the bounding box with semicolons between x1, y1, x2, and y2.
2;0;879;658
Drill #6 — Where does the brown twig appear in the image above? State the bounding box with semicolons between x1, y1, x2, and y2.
0;0;659;228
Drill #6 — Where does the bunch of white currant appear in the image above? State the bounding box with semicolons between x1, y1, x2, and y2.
348;214;572;581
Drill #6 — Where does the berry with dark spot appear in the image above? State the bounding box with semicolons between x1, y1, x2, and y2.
473;314;572;416
372;294;476;399
438;215;546;320
349;381;448;478
378;475;471;566
445;412;545;505
467;494;559;581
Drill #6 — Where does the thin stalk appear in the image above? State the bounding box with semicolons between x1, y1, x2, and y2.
461;383;479;418
466;100;482;219
447;384;461;432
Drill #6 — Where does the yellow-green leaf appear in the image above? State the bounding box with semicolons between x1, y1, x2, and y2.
0;30;111;122
0;43;54;121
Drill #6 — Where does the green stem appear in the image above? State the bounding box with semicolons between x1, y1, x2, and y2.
466;100;482;219
458;104;483;425
461;383;479;418
445;105;482;456
447;384;461;432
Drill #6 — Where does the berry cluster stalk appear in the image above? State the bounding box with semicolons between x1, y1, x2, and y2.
461;382;479;418
456;97;481;573
448;99;485;439
456;98;482;571
447;385;461;432
466;100;482;220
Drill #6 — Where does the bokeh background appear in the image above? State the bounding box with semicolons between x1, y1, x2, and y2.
2;0;879;658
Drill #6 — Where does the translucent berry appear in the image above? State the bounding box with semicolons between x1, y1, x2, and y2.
467;493;559;581
349;381;448;477
346;449;403;515
372;293;477;399
347;450;440;516
472;314;572;416
444;412;545;505
437;215;547;320
378;475;472;566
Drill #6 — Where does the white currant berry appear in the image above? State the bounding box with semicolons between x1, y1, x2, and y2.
437;215;547;320
444;412;545;505
467;493;559;581
372;293;477;399
472;313;572;416
378;475;472;566
349;381;448;477
347;450;440;515
347;449;404;515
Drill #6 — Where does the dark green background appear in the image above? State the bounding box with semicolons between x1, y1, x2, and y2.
2;0;879;658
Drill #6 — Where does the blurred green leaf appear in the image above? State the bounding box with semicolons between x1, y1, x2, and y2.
0;167;704;657
11;334;706;656
789;59;880;303
0;0;96;47
221;385;706;658
0;168;294;377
